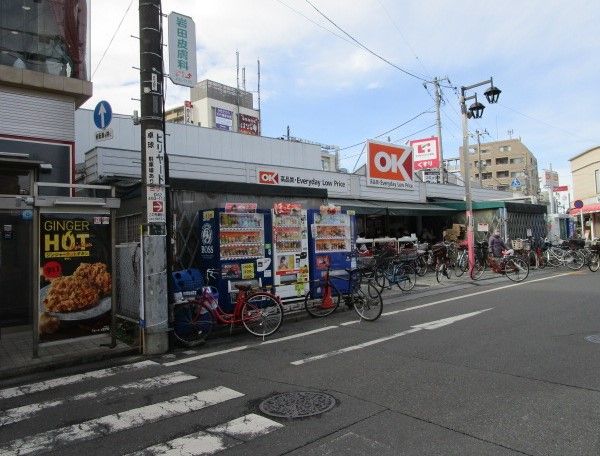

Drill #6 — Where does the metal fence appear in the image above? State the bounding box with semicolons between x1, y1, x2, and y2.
115;242;141;323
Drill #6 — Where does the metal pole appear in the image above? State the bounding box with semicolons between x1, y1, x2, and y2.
139;0;168;354
476;130;482;187
434;77;445;184
460;93;475;272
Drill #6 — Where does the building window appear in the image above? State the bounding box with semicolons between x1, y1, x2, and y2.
482;172;492;180
496;157;509;165
497;185;510;191
596;169;600;194
510;157;524;165
510;171;525;178
480;148;489;154
322;159;330;171
499;145;512;152
0;167;32;195
496;170;509;178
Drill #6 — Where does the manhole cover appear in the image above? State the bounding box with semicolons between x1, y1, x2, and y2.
259;391;336;418
585;335;600;344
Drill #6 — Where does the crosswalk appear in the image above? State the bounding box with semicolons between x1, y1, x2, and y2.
0;361;284;456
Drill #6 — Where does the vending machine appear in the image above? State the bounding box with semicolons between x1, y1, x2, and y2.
271;203;310;304
198;203;273;312
307;205;355;293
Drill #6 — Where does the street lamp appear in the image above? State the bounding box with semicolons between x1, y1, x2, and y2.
460;77;501;273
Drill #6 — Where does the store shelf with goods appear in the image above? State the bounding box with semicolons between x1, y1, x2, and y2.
220;242;264;247
314;236;348;240
220;227;263;232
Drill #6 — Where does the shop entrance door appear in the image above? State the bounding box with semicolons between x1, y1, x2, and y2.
0;210;33;328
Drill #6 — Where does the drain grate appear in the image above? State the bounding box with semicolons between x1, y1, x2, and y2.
259;391;336;418
585;335;600;344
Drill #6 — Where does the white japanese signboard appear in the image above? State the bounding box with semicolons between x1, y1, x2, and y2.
145;129;166;224
168;12;197;87
147;185;166;224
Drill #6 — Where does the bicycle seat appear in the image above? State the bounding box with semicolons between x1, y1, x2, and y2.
234;284;252;291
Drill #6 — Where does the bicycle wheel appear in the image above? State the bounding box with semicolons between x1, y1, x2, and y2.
352;282;383;321
588;252;600;272
173;301;214;347
470;258;486;280
565;250;585;270
436;261;453;283
396;263;416;291
415;255;428;277
454;252;468;277
525;251;537;269
373;265;388;292
242;293;283;337
304;279;341;317
504;257;529;282
536;251;546;269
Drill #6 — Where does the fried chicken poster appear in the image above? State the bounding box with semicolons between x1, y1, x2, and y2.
39;214;112;342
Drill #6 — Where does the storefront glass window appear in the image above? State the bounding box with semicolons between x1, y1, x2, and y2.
0;168;32;195
0;0;90;80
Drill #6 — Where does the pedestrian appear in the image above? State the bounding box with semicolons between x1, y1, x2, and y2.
488;229;507;258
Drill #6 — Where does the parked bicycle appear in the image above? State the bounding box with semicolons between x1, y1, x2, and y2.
543;240;584;270
304;265;383;321
173;269;284;346
470;247;529;282
374;253;417;292
434;241;457;283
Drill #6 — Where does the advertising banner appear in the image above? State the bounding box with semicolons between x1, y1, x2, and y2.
410;136;440;171
542;169;559;189
39;213;112;342
184;101;193;125
257;168;350;195
238;114;259;135
215;108;233;131
168;12;197;87
366;140;414;190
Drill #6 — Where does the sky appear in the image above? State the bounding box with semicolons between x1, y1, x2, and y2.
84;0;600;188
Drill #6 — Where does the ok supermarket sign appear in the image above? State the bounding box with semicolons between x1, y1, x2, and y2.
410;136;440;171
366;140;414;190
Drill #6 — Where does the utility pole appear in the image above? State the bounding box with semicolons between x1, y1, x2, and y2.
472;129;488;187
139;0;168;354
432;77;445;183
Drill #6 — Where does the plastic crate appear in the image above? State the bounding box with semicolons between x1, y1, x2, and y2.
172;268;203;293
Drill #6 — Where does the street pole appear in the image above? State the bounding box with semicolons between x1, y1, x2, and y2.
139;0;168;354
433;77;445;184
460;96;475;272
476;130;483;187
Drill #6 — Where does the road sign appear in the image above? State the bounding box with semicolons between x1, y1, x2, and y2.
93;101;112;130
511;177;521;189
553;185;569;192
574;200;584;209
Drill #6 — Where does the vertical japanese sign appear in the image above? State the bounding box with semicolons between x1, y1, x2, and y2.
215;108;233;131
410;136;440;171
168;12;197;87
184;100;194;125
39;213;112;342
146;129;166;223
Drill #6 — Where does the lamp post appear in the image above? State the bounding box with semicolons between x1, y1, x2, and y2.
460;77;501;273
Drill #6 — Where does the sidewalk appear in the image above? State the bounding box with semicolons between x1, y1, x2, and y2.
0;329;137;380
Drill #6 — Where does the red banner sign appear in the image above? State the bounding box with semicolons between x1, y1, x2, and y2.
273;202;302;215
410;136;440;171
224;203;257;213
238;114;259;135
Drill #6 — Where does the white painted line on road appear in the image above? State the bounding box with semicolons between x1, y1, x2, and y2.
291;309;493;366
0;371;196;427
126;413;283;456
341;320;360;326
0;386;244;456
0;360;158;400
383;272;574;316
163;345;249;366
260;326;338;344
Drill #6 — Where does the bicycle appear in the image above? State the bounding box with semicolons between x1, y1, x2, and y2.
543;241;584;270
578;245;600;272
470;248;529;282
173;269;284;346
434;241;457;283
304;265;383;321
375;254;417;292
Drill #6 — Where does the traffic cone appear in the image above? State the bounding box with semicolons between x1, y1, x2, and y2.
320;283;335;309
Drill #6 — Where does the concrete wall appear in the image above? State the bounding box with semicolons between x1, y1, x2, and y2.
570;147;600;203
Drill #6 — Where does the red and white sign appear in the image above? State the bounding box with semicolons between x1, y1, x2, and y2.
366;140;414;190
553;185;569;192
146;185;166;223
152;200;163;212
273;202;302;215
259;170;279;185
409;136;440;171
225;202;257;213
542;169;559;189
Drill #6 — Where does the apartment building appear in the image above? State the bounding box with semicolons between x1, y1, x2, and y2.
463;138;539;195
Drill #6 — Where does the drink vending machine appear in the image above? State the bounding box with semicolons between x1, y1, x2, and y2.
198;203;273;311
271;203;310;305
307;205;355;293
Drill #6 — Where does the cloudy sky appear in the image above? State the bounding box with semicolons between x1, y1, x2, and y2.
85;0;600;186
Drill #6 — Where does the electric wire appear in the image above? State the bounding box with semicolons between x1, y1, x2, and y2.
304;0;429;83
91;0;135;79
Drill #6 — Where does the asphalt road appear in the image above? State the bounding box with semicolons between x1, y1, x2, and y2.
1;269;599;455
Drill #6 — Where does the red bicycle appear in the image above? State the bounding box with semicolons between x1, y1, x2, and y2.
173;269;284;346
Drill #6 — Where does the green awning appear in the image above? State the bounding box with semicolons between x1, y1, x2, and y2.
328;198;458;216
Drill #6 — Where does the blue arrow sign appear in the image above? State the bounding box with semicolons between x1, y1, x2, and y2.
511;177;521;189
93;100;112;130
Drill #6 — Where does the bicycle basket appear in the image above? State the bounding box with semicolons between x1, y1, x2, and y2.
172;268;203;296
398;247;418;262
432;242;447;259
512;239;524;251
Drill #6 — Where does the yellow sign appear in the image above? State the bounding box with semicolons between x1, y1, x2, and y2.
203;210;215;221
241;262;255;280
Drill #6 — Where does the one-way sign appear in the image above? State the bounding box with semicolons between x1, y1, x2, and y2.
93;100;112;130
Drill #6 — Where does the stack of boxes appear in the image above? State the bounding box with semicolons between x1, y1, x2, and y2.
442;224;466;241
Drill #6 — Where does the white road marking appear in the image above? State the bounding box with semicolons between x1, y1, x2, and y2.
163;345;249;366
0;371;196;427
384;272;574;315
291;309;493;366
0;360;158;400
126;413;283;456
260;326;338;344
0;386;244;456
341;320;360;326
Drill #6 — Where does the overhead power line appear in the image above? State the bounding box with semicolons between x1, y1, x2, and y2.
304;0;429;83
339;109;434;152
92;0;135;79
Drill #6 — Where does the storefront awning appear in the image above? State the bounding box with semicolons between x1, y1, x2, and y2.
570;203;600;216
328;198;457;216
